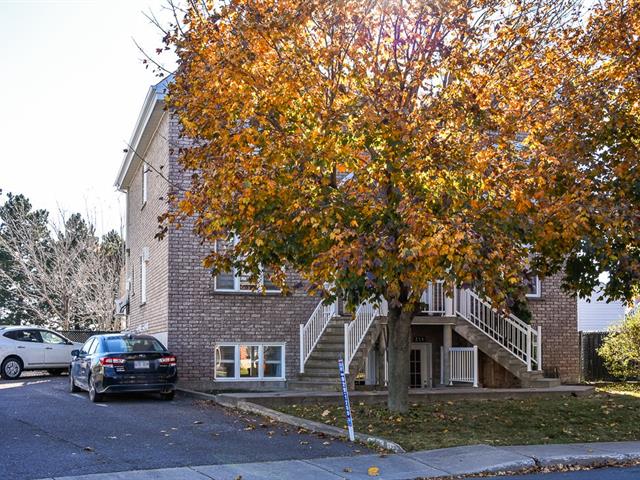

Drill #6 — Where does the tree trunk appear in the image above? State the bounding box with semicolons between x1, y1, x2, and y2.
387;304;414;412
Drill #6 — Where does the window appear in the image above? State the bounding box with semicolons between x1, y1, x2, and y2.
88;338;100;355
240;345;259;378
5;330;43;343
81;338;95;355
214;343;285;380
525;275;541;298
40;331;67;345
213;239;281;293
140;247;149;304
263;345;283;378
142;163;150;206
215;346;235;378
104;336;166;353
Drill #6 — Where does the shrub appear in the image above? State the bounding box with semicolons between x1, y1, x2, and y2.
599;309;640;379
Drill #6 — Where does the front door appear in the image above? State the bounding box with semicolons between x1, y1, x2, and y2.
409;343;432;388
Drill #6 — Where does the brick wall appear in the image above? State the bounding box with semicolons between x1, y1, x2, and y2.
165;114;319;390
529;273;580;383
124;112;170;339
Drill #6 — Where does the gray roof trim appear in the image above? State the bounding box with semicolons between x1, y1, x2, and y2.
114;79;170;192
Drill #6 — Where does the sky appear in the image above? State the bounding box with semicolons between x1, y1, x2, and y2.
0;0;176;236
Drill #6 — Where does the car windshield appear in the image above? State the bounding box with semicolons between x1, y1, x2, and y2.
104;337;166;353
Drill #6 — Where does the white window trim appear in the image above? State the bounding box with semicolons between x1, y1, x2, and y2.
525;275;541;298
140;247;149;305
142;163;150;207
214;342;286;381
213;238;281;293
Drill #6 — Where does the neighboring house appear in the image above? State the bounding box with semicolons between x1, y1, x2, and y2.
114;78;580;392
578;286;628;332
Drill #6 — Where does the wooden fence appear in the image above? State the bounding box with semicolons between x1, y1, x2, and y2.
580;331;619;382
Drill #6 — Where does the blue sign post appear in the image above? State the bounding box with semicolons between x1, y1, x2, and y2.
338;358;355;442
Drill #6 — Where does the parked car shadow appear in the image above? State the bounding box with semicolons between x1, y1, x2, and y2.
84;391;169;403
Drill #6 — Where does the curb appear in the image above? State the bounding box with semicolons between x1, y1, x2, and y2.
177;388;405;453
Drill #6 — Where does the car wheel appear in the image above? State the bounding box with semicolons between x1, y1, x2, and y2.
47;369;65;376
1;357;23;380
88;376;103;403
69;372;81;393
160;391;175;401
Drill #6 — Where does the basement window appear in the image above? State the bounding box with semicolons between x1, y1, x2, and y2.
214;343;285;381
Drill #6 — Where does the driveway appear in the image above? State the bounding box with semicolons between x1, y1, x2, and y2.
0;374;369;480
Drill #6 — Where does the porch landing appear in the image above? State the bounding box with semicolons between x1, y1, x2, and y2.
217;385;594;408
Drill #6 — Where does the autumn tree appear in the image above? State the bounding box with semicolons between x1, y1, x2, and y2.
162;0;640;411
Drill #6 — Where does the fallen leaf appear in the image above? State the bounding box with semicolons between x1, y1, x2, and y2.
368;466;380;476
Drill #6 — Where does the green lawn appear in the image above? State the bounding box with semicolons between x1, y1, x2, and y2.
278;384;640;451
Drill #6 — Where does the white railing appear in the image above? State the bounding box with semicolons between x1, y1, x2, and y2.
344;299;388;371
420;281;446;314
448;346;479;387
299;299;337;373
456;287;542;371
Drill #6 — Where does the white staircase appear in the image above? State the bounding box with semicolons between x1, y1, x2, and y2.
298;299;337;373
455;288;542;372
344;299;387;371
293;284;558;391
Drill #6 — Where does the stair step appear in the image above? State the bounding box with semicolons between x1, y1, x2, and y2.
314;342;345;349
305;359;342;369
314;345;345;353
307;350;363;362
522;377;562;388
299;370;340;378
318;332;344;345
323;324;348;331
288;380;341;392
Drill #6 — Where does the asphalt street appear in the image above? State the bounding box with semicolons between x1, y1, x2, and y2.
489;466;640;479
0;374;369;480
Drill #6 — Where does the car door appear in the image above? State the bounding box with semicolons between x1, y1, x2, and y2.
40;331;74;366
8;330;46;367
75;338;96;388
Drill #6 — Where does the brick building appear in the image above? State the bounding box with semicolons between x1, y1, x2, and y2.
114;78;579;392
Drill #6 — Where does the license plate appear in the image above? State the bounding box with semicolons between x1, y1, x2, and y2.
134;360;150;369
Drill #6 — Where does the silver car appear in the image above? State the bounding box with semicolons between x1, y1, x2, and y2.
0;326;82;379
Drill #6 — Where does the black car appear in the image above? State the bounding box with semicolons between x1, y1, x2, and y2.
69;334;177;402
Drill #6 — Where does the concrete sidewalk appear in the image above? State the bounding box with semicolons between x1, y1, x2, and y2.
35;441;640;480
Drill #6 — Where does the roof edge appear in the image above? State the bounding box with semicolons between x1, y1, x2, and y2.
114;85;166;191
